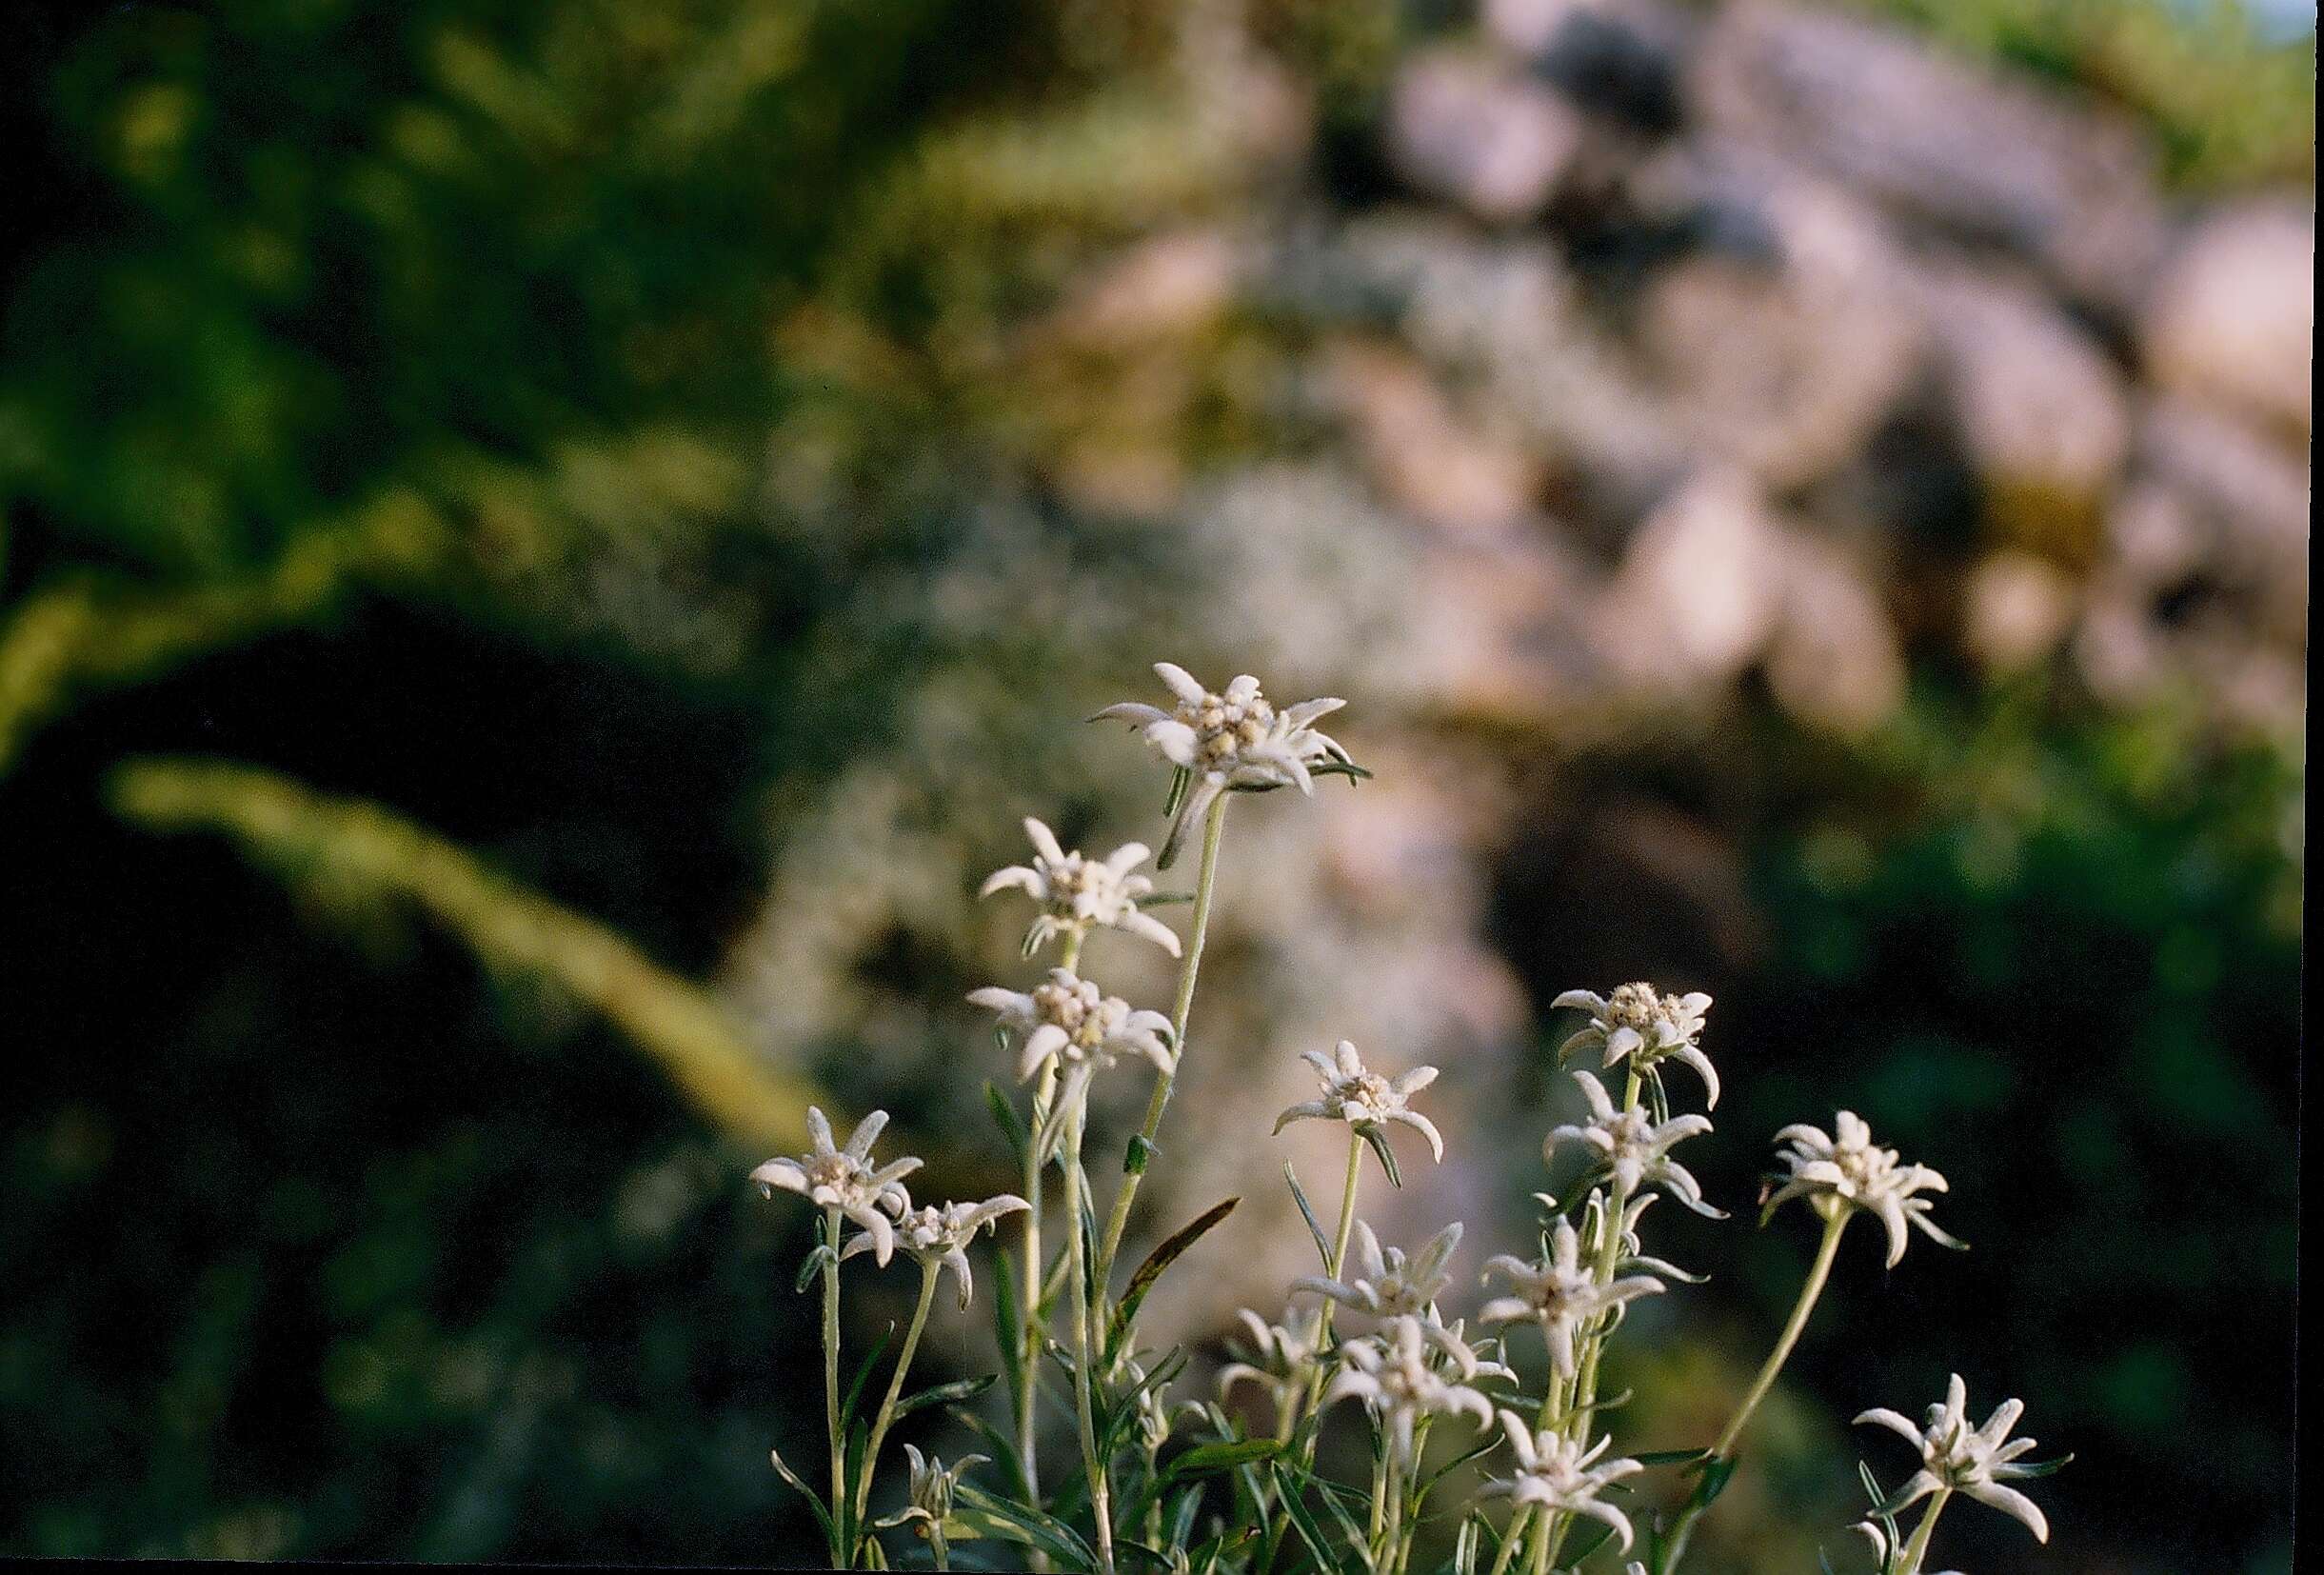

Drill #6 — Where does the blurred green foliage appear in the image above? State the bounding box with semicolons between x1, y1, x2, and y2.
0;0;2306;1566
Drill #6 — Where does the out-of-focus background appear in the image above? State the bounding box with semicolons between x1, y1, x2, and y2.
1;0;2307;1568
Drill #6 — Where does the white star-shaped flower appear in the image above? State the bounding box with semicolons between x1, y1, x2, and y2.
1093;662;1356;867
1320;1314;1499;1466
1292;1219;1463;1320
873;1445;987;1539
1856;1373;2063;1545
979;817;1182;958
1477;1411;1645;1552
967;968;1175;1131
1545;1071;1722;1217
749;1107;922;1266
1479;1215;1667;1378
1552;983;1719;1108
1218;1304;1327;1421
1273;1040;1444;1163
1766;1111;1963;1267
840;1192;1029;1308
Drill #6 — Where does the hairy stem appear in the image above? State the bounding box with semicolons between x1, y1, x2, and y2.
822;1205;846;1567
1896;1487;1952;1575
1654;1208;1851;1574
1016;927;1082;1514
1095;792;1228;1291
854;1258;941;1554
1063;1106;1117;1575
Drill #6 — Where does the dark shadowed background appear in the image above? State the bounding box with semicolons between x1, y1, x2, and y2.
1;0;2308;1569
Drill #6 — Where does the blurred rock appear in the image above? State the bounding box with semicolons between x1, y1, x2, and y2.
1633;161;1924;487
1917;266;2131;561
1766;532;1904;735
1488;0;1695;136
1964;549;2078;674
1592;469;1788;689
1044;229;1239;349
1692;2;2168;312
2140;203;2315;444
1326;339;1539;535
2133;396;2312;642
1387;50;1585;223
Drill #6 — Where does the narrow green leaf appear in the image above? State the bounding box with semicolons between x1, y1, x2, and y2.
893;1372;999;1424
1688;1454;1738;1511
954;1483;1096;1570
766;1446;836;1545
794;1243;838;1295
1268;1465;1341;1575
985;1080;1029;1161
1167;1438;1281;1479
993;1244;1025;1415
1635;1447;1715;1468
1124;1132;1157;1175
1108;1197;1240;1353
947;1406;1033;1503
1283;1163;1335;1270
1361;1125;1403;1188
841;1324;897;1433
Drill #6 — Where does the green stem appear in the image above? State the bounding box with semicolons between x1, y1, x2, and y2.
1653;1208;1852;1574
1016;928;1082;1514
1095;792;1228;1292
1563;1068;1641;1438
822;1205;846;1567
1715;1208;1847;1458
1301;1133;1364;1433
853;1257;941;1557
1063;1106;1118;1575
1896;1487;1952;1575
1485;1507;1530;1575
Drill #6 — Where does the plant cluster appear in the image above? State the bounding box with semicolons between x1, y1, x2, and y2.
750;665;2068;1573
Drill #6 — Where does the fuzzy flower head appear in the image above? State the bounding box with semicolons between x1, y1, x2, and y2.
1320;1314;1498;1466
980;818;1182;959
841;1193;1029;1308
1273;1040;1444;1164
1546;1071;1723;1217
1857;1374;2066;1545
1292;1220;1463;1321
873;1445;986;1540
1766;1112;1962;1267
968;968;1175;1129
1478;1411;1645;1552
1219;1304;1327;1420
1480;1215;1667;1378
1093;663;1357;867
1553;984;1719;1108
750;1107;921;1266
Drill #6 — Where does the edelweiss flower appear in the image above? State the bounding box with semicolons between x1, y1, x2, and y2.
1480;1215;1667;1378
1093;662;1355;867
1553;983;1719;1107
979;818;1182;958
1293;1220;1463;1320
1219;1304;1327;1418
1320;1314;1498;1465
1766;1111;1962;1267
841;1193;1030;1308
1856;1374;2062;1544
1273;1040;1444;1163
750;1107;921;1266
874;1444;986;1539
1545;1071;1722;1217
1478;1411;1645;1552
968;968;1175;1124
